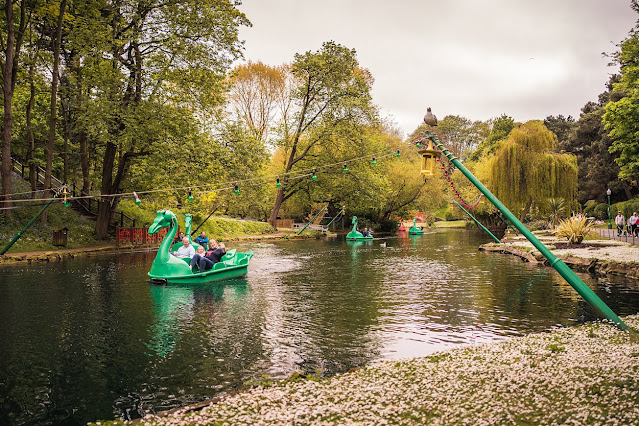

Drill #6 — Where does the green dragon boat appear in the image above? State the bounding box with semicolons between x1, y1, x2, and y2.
346;216;373;241
148;209;253;285
170;213;200;252
408;217;424;235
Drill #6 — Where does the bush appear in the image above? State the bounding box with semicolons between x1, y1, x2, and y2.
592;203;609;221
555;216;595;244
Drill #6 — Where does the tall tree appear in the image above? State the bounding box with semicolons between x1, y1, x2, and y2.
486;120;577;220
1;0;30;216
469;114;515;162
82;0;249;239
604;6;639;185
228;61;286;143
268;41;377;227
42;0;66;224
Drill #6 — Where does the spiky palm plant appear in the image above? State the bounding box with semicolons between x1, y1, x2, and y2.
555;215;594;244
548;197;566;229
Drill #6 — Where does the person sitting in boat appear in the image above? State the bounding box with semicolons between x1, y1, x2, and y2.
361;228;369;237
190;239;226;273
194;231;209;248
173;231;185;245
367;227;374;237
171;236;195;259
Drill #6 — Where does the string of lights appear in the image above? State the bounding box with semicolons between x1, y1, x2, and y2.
436;157;483;209
1;145;412;207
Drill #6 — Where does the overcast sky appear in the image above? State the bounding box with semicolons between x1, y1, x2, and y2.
236;0;637;136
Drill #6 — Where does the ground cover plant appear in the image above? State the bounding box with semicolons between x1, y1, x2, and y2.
100;315;639;425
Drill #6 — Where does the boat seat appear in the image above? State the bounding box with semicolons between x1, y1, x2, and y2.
213;262;226;270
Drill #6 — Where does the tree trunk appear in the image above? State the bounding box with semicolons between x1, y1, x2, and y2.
26;64;37;196
1;1;16;217
622;180;633;201
43;0;67;225
269;187;285;230
80;131;90;194
95;141;117;239
520;195;533;223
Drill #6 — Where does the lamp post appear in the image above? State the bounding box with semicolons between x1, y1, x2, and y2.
607;188;612;229
419;108;628;331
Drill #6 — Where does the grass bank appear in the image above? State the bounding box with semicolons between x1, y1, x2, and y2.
99;315;639;425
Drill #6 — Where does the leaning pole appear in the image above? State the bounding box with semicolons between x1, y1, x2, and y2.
420;126;628;331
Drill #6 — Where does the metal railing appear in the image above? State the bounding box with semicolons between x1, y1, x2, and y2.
10;156;136;228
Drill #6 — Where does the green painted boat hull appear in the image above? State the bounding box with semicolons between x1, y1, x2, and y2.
346;216;373;241
147;210;253;285
346;236;373;241
408;217;424;235
149;250;253;285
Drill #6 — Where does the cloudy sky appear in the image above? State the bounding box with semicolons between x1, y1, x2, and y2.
235;0;637;136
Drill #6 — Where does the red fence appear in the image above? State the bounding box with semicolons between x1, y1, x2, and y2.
116;226;176;246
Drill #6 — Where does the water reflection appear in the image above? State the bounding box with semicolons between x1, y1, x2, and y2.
1;230;639;424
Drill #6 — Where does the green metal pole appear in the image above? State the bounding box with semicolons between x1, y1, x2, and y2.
1;196;59;255
429;133;629;331
324;208;344;230
296;205;328;235
607;194;612;229
453;200;501;243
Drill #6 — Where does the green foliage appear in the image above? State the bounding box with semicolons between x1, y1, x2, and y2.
469;115;515;161
555;216;595;244
486;121;577;217
547;197;566;228
117;201;273;239
611;199;639;220
604;30;639;183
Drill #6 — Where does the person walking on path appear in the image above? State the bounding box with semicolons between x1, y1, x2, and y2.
615;211;626;237
629;212;639;237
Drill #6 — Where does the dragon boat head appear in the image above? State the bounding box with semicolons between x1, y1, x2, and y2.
149;209;175;234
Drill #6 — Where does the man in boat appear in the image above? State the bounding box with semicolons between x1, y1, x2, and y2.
194;231;209;248
173;231;185;245
190;239;226;273
171;236;195;259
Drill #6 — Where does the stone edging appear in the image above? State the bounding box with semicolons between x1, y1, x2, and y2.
478;244;639;279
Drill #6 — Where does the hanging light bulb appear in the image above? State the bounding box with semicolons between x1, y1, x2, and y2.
343;163;348;173
133;191;141;205
234;183;240;195
276;177;281;188
312;169;317;181
188;188;194;202
372;157;377;165
396;150;401;158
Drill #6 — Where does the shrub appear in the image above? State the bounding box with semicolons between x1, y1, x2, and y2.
555;215;595;244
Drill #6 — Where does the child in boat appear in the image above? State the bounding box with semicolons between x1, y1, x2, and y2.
190;240;226;273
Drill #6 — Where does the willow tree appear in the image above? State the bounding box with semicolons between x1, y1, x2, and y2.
487;120;577;221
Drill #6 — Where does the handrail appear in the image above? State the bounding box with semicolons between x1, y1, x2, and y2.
10;156;135;228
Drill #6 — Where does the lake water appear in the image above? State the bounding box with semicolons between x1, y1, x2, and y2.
1;229;638;424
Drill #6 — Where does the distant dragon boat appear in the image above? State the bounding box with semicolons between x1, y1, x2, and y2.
147;209;253;285
346;216;373;241
408;217;424;235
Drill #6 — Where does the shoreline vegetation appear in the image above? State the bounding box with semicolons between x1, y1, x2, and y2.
93;315;639;425
0;220;466;265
